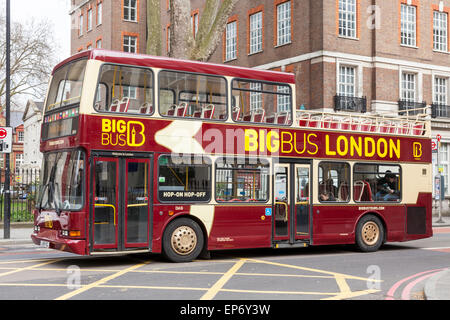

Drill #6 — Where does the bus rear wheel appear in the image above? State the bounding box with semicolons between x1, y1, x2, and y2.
162;218;204;263
355;215;384;252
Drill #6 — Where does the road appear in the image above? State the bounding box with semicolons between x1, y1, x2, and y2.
0;227;448;302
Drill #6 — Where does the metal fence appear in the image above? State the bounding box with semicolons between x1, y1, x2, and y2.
0;168;40;222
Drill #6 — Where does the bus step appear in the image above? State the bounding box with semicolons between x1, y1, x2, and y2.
273;242;309;249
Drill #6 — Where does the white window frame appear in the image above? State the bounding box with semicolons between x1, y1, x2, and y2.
225;21;237;61
276;1;291;46
18;131;24;143
434;76;449;105
401;72;417;102
249;11;263;54
123;0;137;22
400;4;417;47
250;82;262;112
277;86;290;112
123;35;137;53
434;11;448;52
338;0;357;39
97;1;103;26
87;8;93;31
96;39;102;48
79;14;84;36
338;65;356;97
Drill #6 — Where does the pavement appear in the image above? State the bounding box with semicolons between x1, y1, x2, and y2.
0;217;449;300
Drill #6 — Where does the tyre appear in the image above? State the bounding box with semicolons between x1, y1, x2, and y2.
355;215;384;252
162;217;204;263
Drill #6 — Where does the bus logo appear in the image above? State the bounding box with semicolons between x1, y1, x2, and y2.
101;119;145;147
413;142;422;159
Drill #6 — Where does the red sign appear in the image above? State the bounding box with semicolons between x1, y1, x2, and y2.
0;128;7;140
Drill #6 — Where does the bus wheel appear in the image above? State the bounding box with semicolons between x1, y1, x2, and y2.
162;218;204;263
355;215;384;252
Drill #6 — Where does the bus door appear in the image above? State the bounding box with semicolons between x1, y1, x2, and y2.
91;154;153;252
273;163;311;244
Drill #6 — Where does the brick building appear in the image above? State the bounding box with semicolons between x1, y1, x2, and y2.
69;0;450;194
70;0;147;54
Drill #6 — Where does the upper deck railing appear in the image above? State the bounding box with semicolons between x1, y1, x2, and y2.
295;106;430;137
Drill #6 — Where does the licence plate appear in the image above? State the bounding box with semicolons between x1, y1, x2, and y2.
40;240;50;249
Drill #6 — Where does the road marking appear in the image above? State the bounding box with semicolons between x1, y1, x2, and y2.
401;270;443;300
0;259;60;278
433;227;450;234
200;259;246;300
54;260;151;300
386;269;444;300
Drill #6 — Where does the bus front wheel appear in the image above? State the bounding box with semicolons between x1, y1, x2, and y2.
355;215;384;252
162;217;204;263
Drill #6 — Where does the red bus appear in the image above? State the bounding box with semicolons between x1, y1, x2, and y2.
32;50;432;262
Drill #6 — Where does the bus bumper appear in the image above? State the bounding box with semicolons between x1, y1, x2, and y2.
31;229;87;255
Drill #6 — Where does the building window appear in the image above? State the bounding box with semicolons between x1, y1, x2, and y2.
250;82;262;111
338;0;357;38
277;86;290;112
339;66;356;97
191;11;199;38
87;43;93;50
18;131;24;142
123;35;137;53
276;1;291;46
400;3;417;46
434;11;448;52
97;1;103;25
123;0;137;22
79;14;84;36
96;38;102;48
401;72;416;102
15;153;23;169
87;8;93;31
167;25;171;53
225;20;237;61
249;11;263;54
435;77;448;105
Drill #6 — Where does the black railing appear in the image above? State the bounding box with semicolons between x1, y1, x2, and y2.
334;95;367;113
431;103;450;118
0;168;40;222
398;100;427;116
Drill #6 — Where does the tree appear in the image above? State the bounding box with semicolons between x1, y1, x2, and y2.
147;0;238;61
0;15;57;111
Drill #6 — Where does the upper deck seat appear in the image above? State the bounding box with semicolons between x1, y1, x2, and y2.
412;122;425;135
202;104;215;119
298;113;310;127
252;108;265;123
119;97;130;113
193;110;202;118
109;99;120;112
265;114;276;124
167;105;176;116
276;111;289;125
353;181;364;202
176;103;188;117
139;102;152;114
232;107;241;121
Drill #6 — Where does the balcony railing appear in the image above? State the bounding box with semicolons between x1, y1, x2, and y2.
398;100;427;116
431;103;450;118
334;95;367;113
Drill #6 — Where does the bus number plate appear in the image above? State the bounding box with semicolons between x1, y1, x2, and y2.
40;240;50;249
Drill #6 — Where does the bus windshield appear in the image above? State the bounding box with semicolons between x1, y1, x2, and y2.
45;59;87;112
38;150;85;211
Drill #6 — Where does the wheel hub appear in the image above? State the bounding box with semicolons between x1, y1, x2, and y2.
362;221;379;246
171;226;197;255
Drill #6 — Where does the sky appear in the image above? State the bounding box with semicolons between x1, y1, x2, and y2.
10;0;72;62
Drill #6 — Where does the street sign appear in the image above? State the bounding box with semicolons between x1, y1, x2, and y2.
0;127;12;153
432;139;439;153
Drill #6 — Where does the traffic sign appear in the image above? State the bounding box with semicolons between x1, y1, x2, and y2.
432;139;439;153
0;127;12;153
436;134;442;142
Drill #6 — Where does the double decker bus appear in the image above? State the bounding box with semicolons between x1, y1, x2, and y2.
32;49;433;262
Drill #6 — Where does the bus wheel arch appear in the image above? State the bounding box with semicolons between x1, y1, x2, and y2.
162;215;207;263
355;213;386;252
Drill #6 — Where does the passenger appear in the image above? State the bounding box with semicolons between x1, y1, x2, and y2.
376;171;399;201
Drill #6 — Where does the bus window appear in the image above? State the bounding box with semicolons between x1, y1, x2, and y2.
158;70;227;120
95;64;154;114
215;158;270;203
231;79;292;125
318;162;350;202
158;155;211;202
353;164;401;202
46;59;86;112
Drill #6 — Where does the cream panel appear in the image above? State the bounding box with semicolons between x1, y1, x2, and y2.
402;163;432;204
190;205;215;236
80;60;103;115
155;120;204;154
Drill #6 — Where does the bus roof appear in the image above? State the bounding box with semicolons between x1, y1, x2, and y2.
52;49;296;84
